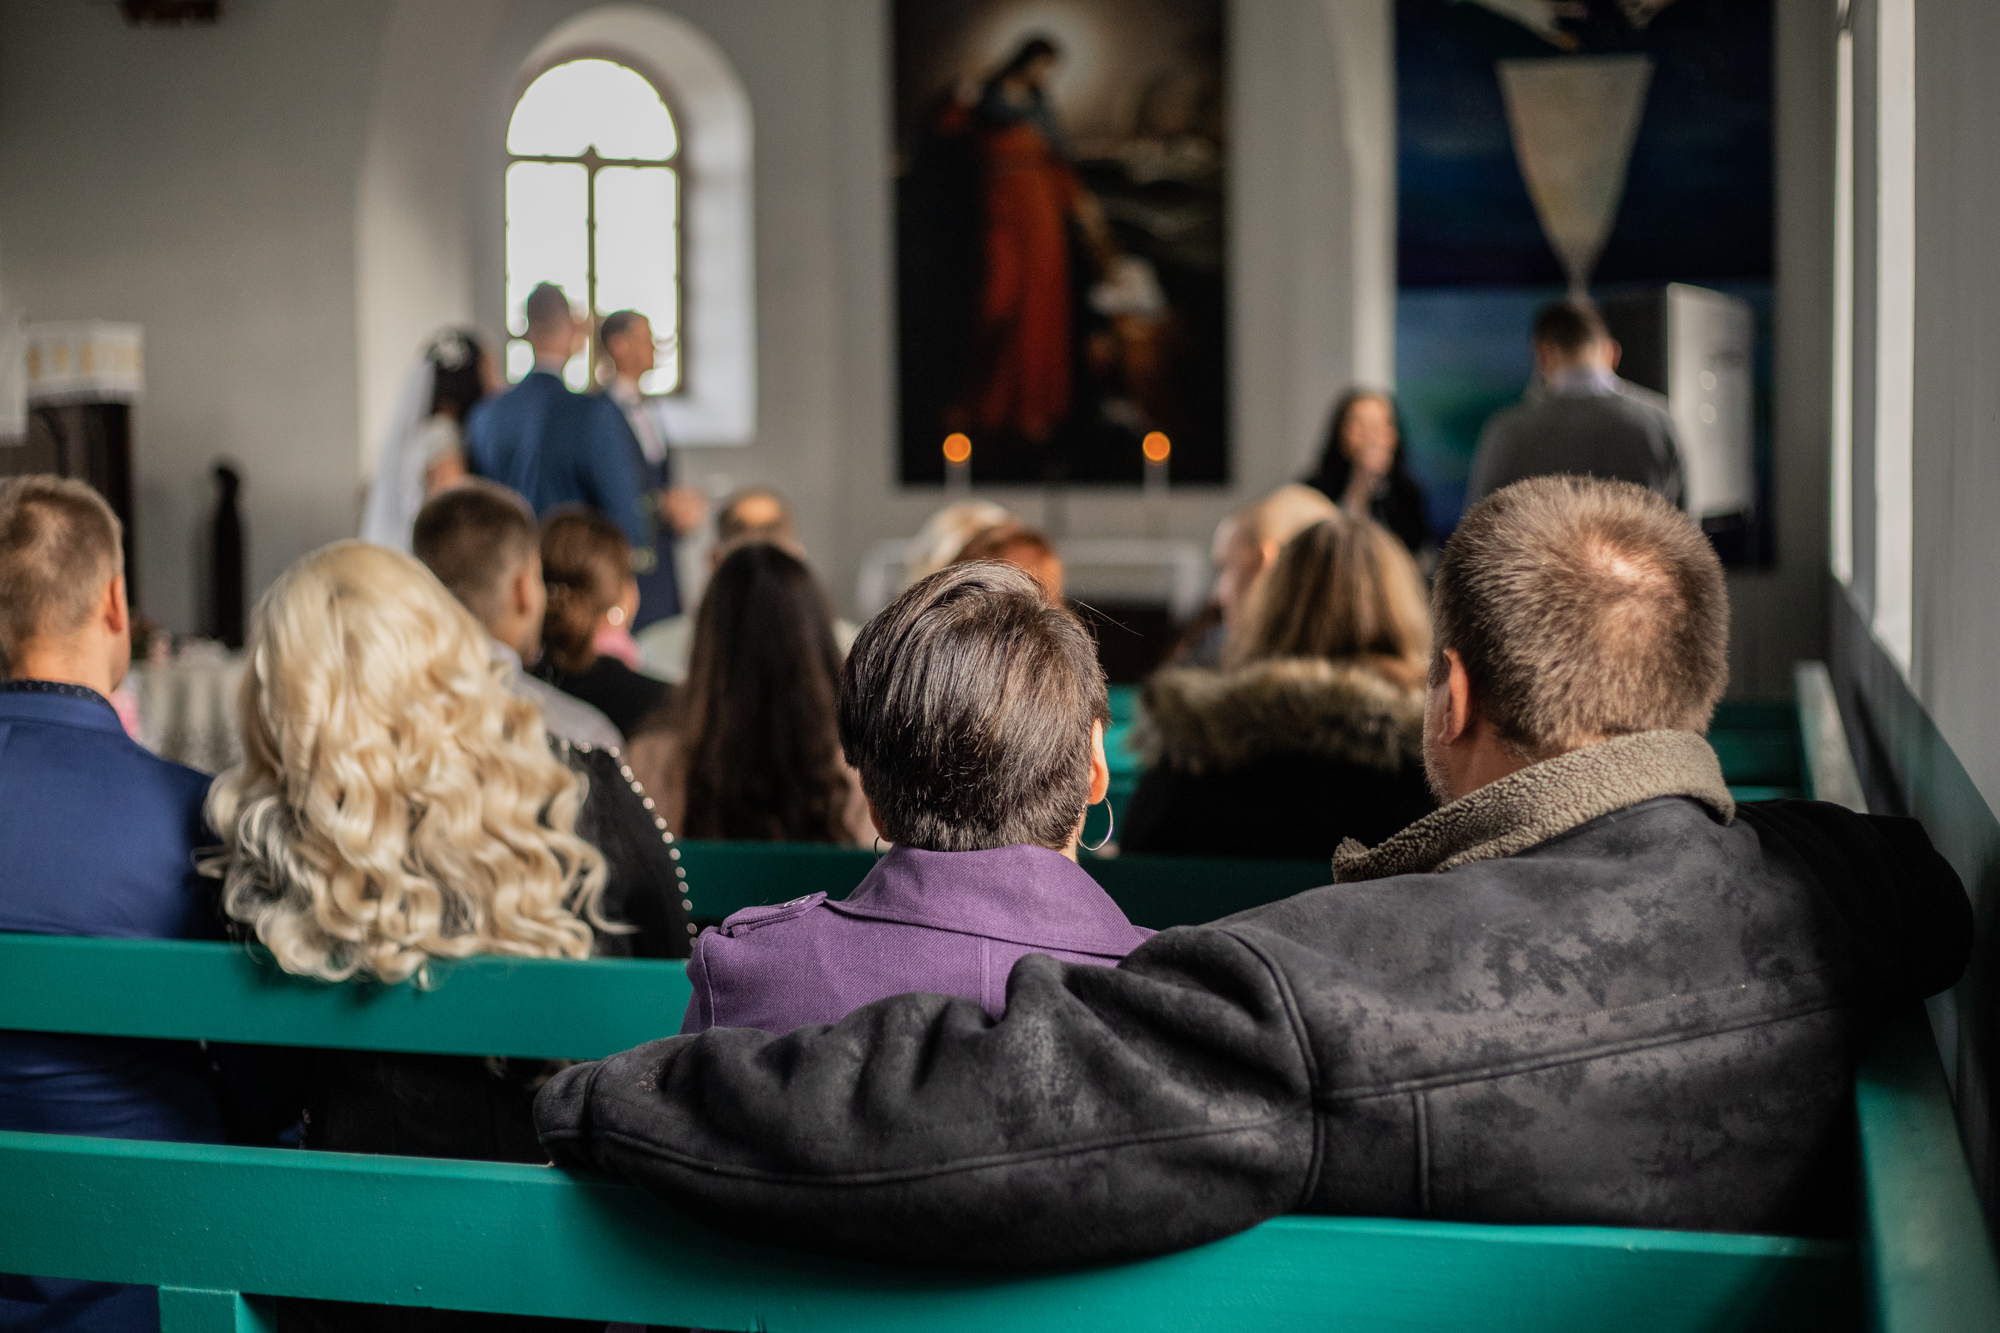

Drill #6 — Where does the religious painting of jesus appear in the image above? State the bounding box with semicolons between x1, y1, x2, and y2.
895;0;1228;486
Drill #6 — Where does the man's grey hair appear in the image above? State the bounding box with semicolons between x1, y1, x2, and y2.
1431;475;1728;757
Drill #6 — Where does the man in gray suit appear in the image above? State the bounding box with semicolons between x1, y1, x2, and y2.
1467;299;1685;510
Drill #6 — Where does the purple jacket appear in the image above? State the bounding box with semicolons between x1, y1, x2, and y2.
681;844;1152;1035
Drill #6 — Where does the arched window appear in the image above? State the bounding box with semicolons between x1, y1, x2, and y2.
505;57;681;393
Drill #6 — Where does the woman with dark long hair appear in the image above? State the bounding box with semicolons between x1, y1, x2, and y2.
1303;389;1430;557
666;543;871;844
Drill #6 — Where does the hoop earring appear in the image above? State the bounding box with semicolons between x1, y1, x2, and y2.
1079;799;1115;854
873;835;885;859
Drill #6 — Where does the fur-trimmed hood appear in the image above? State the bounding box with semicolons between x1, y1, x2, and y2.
1135;658;1426;775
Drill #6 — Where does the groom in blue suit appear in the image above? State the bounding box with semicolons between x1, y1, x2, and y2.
466;282;647;550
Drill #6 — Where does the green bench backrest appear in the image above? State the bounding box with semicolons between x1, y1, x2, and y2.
675;842;1333;929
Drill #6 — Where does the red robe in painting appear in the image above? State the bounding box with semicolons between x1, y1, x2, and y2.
971;119;1081;442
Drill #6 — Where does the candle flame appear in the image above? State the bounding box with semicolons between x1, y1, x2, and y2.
1142;431;1171;463
942;433;972;465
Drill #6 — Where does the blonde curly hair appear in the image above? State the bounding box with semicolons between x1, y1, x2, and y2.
205;541;607;984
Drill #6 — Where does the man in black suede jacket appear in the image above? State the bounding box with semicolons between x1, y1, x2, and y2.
534;476;1971;1267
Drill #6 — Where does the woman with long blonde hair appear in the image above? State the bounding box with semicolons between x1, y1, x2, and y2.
207;542;679;1331
208;541;609;985
1124;512;1437;858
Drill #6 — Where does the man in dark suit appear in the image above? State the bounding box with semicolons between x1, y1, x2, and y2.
0;475;224;1333
1467;299;1687;510
465;282;647;550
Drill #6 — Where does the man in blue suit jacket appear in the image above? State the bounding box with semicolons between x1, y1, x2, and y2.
466;282;648;550
0;476;225;1333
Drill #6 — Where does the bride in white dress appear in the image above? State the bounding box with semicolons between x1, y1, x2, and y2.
360;329;499;552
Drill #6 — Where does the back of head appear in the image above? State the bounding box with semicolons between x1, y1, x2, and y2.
1242;483;1340;550
682;542;849;841
906;499;1014;585
0;475;123;670
206;541;605;984
1232;514;1431;686
598;309;643;349
954;521;1063;598
1433;475;1728;757
539;507;630;672
715;487;797;552
1531;299;1609;358
841;561;1110;852
525;283;572;338
427;329;487;422
412;480;538;630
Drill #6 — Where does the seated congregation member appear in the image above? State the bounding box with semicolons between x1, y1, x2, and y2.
681;561;1149;1034
639;542;872;845
536;476;1972;1261
903;498;1013;586
0;477;225;1333
635;486;859;683
1170;483;1341;669
953;520;1063;598
206;544;686;1148
208;544;650;1333
401;521;692;958
533;506;670;739
412;480;620;750
1122;513;1435;858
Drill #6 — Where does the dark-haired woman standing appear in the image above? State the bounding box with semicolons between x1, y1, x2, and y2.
1304;389;1430;557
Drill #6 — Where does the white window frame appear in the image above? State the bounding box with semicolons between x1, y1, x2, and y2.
517;6;756;445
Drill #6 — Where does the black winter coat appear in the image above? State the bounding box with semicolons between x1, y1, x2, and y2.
534;732;1972;1266
1121;658;1435;859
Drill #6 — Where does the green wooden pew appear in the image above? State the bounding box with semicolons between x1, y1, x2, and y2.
0;930;1987;1330
676;841;1334;930
0;670;1993;1329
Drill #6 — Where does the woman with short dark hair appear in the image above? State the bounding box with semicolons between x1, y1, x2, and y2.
679;560;1149;1035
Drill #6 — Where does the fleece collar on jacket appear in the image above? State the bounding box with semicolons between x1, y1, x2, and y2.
1136;658;1425;774
1332;729;1734;883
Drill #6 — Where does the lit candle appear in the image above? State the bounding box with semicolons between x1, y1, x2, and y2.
943;432;972;496
1142;431;1170;534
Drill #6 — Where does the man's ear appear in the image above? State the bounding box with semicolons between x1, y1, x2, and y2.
102;575;128;636
511;560;537;617
1435;649;1475;747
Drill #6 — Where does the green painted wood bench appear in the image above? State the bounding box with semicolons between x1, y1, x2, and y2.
0;932;1985;1331
2;670;1994;1329
675;841;1336;930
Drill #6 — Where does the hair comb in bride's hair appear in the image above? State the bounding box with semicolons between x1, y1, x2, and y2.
427;330;476;373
